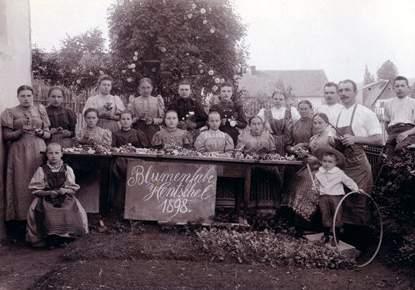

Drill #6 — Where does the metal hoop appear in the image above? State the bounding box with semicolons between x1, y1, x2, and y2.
332;191;383;268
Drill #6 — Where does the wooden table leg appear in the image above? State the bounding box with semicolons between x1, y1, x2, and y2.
243;167;252;216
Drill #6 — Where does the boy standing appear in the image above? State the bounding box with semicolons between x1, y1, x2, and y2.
315;148;359;245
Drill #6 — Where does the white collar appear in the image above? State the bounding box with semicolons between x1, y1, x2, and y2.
318;166;340;174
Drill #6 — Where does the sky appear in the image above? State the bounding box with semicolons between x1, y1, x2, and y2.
30;0;415;82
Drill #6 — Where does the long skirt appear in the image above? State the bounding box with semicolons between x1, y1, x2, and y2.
5;134;46;221
26;195;88;245
287;167;320;222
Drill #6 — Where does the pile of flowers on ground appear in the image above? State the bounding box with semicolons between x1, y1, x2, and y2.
196;228;355;269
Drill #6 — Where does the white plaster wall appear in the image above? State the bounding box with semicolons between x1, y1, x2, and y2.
0;0;32;238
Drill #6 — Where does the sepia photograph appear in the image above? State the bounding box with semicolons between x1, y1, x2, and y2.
0;0;415;289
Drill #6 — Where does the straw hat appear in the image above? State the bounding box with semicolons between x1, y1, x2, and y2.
313;146;346;168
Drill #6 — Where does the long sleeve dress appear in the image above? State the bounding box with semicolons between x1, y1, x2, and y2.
194;129;234;153
130;95;165;142
257;106;300;154
46;105;77;148
112;128;149;148
1;105;50;221
291;117;313;146
236;130;276;154
79;126;112;147
83;94;125;133
26;162;88;246
151;127;193;149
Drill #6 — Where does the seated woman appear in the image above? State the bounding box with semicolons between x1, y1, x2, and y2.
309;113;335;152
26;143;88;248
113;111;149;148
151;110;193;150
236;116;276;155
194;111;234;153
236;116;281;211
78;108;112;147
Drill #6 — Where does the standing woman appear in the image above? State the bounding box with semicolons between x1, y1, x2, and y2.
130;78;165;142
46;86;77;148
286;100;314;155
83;75;125;133
1;85;51;226
257;90;300;154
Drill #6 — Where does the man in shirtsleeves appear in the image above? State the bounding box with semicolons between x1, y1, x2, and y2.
335;79;383;227
383;76;415;157
317;82;344;126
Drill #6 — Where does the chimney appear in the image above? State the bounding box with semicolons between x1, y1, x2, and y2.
250;65;256;75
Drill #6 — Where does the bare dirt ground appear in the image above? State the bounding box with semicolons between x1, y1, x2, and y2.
0;223;413;290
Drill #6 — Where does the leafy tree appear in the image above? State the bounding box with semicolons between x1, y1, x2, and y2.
32;28;110;93
32;47;62;83
363;65;375;85
108;0;247;101
377;60;398;81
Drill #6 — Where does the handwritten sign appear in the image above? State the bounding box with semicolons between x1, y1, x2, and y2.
124;159;217;223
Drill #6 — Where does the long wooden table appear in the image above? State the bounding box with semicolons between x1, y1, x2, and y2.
64;151;303;215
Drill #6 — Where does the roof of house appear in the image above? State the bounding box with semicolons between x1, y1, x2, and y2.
238;69;328;98
362;80;392;107
362;78;415;107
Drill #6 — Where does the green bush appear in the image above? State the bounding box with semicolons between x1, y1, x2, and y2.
374;149;415;266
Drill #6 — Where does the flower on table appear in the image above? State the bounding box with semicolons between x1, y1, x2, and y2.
200;8;206;14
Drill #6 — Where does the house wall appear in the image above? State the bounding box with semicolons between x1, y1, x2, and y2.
0;0;32;238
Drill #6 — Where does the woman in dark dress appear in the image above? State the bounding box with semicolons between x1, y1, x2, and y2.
286;100;314;156
46;86;77;148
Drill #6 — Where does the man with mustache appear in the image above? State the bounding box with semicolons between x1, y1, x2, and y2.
335;79;383;228
383;76;415;156
317;82;344;125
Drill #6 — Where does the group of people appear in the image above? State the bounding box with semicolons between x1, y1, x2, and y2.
2;72;414;248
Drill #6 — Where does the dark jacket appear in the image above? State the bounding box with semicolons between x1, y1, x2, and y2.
210;99;247;144
168;97;208;129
